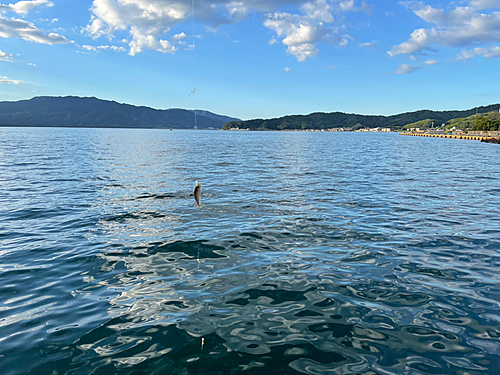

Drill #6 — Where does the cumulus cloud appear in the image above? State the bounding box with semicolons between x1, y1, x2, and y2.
83;0;195;54
0;0;53;14
0;49;13;60
424;59;438;65
83;0;370;60
129;26;178;55
0;76;22;84
389;1;500;61
263;0;363;61
82;0;225;55
285;43;319;61
171;32;186;41
394;63;421;74
284;66;290;71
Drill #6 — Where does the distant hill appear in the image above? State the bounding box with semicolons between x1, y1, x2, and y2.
402;110;500;131
222;104;500;131
0;96;240;129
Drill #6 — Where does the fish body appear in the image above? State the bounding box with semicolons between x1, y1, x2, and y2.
194;181;201;208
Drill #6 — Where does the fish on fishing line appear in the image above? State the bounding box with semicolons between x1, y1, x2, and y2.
194;181;201;208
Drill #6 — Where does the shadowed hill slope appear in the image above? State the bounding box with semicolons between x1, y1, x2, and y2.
0;96;240;129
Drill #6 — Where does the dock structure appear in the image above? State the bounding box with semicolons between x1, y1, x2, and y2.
400;132;498;141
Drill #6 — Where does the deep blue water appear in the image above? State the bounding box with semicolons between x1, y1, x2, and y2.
1;127;500;375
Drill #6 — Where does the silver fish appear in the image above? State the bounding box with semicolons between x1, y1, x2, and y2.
194;181;201;208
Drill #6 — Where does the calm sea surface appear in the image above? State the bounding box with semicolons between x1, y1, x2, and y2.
1;127;500;375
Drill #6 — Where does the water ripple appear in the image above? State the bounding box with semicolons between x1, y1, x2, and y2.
1;129;500;374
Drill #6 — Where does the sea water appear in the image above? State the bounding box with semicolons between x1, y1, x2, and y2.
1;127;500;374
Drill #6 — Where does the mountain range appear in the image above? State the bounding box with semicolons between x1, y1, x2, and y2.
1;96;499;131
222;104;500;131
0;96;239;129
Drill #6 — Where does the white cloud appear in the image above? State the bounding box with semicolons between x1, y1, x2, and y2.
83;0;370;59
171;32;186;43
390;1;500;61
0;49;13;61
283;23;316;45
395;63;420;74
28;62;36;65
0;76;22;84
285;43;318;61
359;40;375;48
0;16;70;44
82;44;96;51
284;66;290;71
0;1;70;45
106;45;126;51
83;0;191;43
83;0;218;55
82;43;130;53
455;45;500;60
388;27;427;56
263;0;358;61
128;26;177;55
336;0;372;14
393;58;439;74
0;0;53;14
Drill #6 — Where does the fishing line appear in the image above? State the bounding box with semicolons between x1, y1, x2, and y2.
192;0;197;129
191;0;204;351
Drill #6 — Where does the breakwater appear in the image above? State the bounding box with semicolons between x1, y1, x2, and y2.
481;137;500;144
400;132;496;141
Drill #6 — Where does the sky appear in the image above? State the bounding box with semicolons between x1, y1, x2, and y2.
0;0;499;120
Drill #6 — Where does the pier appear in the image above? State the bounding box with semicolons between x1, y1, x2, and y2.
400;132;499;142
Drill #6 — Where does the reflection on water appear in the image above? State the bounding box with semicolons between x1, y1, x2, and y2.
1;128;500;374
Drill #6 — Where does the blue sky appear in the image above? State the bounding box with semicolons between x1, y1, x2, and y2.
0;0;499;120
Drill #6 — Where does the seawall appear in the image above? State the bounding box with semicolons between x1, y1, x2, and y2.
400;133;497;141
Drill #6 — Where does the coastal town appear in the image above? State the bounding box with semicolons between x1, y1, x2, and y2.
225;126;393;132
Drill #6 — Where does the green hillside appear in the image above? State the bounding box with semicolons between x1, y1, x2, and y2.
403;110;500;131
223;104;500;131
